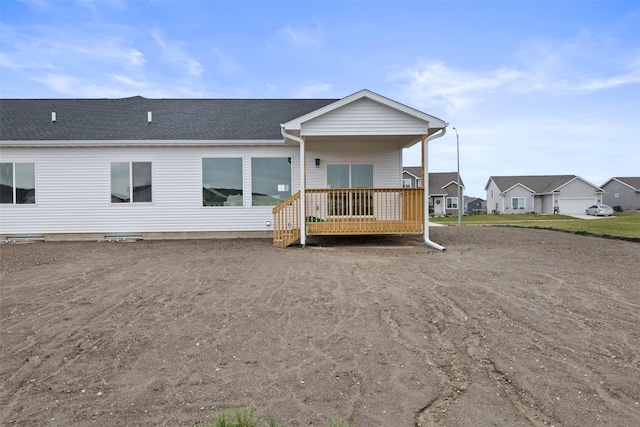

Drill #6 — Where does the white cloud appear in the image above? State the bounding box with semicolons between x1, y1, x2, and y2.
152;30;203;76
392;56;640;114
31;72;205;98
275;23;324;48
293;81;332;98
108;74;146;87
265;84;278;96
391;61;524;113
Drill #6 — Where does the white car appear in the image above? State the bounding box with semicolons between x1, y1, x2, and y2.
585;205;613;216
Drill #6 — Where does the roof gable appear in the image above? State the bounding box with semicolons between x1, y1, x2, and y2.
489;175;576;193
489;175;604;194
283;89;447;132
403;166;422;178
602;177;640;191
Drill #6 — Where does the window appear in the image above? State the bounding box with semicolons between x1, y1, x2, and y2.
111;162;152;203
402;179;412;188
251;158;291;206
202;158;243;206
416;178;423;188
0;163;36;204
446;197;458;209
511;197;525;209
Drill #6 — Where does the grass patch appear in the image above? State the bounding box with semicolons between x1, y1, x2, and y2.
430;212;640;239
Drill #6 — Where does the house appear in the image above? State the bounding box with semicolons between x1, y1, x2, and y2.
485;175;605;215
0;89;449;249
601;177;640;211
401;168;464;216
465;197;485;214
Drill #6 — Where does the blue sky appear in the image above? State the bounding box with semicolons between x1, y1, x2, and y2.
1;0;638;197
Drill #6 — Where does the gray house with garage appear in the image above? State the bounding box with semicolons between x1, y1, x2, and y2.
601;177;640;211
485;175;604;215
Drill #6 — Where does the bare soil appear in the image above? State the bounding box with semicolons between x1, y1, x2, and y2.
1;227;639;427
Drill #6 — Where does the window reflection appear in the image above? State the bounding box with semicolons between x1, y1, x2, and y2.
202;158;243;206
111;162;152;203
0;163;36;204
251;158;291;206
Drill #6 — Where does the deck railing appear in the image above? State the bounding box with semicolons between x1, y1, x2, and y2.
305;188;424;235
272;191;302;248
273;188;424;246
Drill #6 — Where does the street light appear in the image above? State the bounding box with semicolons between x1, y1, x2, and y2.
452;127;462;227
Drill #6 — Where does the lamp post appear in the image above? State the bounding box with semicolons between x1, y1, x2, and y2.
453;127;462;227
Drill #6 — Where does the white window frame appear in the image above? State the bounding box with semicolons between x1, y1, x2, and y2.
402;179;412;188
511;197;525;209
202;157;243;207
0;162;36;205
250;157;292;206
110;161;153;204
446;197;458;209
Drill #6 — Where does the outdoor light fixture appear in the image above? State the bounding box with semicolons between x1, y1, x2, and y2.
315;158;320;168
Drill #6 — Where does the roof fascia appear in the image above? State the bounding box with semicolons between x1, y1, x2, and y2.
442;181;465;190
402;170;421;179
606;177;637;190
0;139;286;148
283;89;448;131
502;183;535;194
484;177;495;191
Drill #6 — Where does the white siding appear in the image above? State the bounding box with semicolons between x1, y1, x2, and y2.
485;180;503;214
0;145;299;235
504;186;534;214
558;178;602;200
301;98;429;136
304;140;401;189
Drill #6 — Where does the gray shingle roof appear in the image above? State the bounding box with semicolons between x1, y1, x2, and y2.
402;167;464;193
489;175;579;193
428;172;464;194
0;97;338;141
610;177;640;190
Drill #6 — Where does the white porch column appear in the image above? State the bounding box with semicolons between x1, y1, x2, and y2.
423;131;446;251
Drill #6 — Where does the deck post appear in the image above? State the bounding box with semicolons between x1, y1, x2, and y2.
280;125;306;247
300;136;306;248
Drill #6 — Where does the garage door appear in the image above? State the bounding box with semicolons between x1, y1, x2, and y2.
558;198;596;214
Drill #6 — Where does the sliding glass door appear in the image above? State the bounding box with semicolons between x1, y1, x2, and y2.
327;164;373;216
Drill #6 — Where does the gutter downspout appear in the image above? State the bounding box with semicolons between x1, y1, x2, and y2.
281;125;306;248
423;128;447;251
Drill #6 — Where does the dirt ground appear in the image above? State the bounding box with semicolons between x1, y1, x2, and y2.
1;227;639;427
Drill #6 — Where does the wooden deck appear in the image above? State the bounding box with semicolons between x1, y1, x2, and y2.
273;188;424;247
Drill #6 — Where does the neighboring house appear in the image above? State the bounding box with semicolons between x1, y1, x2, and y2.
601;177;640;211
465;197;485;214
485;175;605;215
402;166;423;189
1;89;449;248
401;168;464;216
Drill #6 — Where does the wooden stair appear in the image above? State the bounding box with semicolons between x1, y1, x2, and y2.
272;191;302;248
